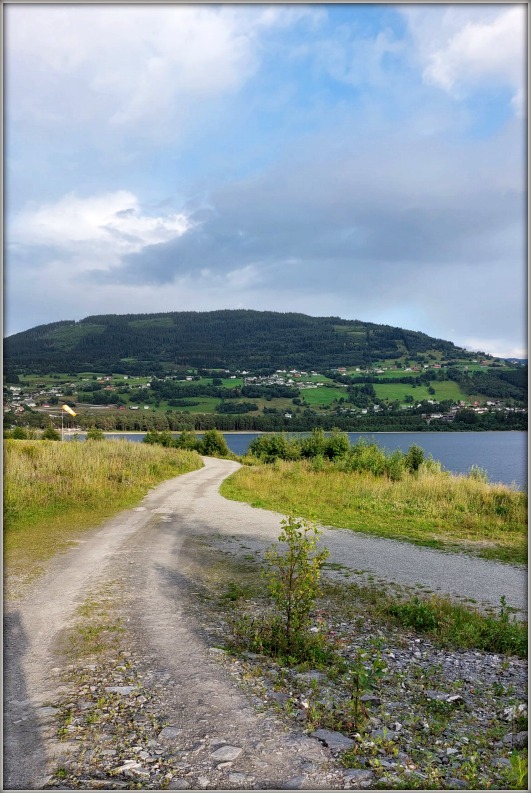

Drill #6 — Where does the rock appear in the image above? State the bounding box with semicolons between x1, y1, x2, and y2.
104;686;136;695
447;779;468;789
282;775;306;789
343;768;374;784
269;691;290;704
503;731;528;748
36;706;59;720
168;779;191;790
360;694;381;705
311;729;355;751
228;772;251;784
297;670;328;683
209;745;243;762
158;726;182;742
196;777;210;789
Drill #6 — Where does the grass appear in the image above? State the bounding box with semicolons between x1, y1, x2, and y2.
4;439;203;590
300;385;343;406
220;459;527;564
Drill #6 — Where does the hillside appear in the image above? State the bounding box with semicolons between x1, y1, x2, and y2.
4;309;473;375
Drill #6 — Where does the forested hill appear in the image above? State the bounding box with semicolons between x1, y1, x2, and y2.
4;309;475;375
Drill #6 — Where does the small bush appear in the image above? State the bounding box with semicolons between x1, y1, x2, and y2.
11;426;28;440
86;427;105;441
263;516;330;658
405;444;425;473
42;426;61;441
200;429;230;457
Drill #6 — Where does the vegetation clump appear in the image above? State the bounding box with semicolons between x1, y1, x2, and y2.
143;428;232;458
232;517;331;663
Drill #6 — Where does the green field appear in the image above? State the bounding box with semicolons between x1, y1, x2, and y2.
301;385;343;406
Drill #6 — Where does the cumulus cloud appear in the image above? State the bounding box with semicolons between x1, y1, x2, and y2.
402;5;526;112
5;4;318;140
9;191;192;273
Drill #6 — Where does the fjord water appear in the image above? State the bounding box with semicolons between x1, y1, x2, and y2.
98;431;527;489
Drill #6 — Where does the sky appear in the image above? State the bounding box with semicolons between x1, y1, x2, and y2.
4;2;527;358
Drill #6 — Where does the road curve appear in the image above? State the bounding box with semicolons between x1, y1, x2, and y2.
192;458;527;615
3;456;527;789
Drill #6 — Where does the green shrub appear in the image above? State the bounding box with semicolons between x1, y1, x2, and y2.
248;433;300;462
323;429;351;460
86;427;105;441
405;443;425;473
10;426;28;440
199;429;230;457
263;516;330;657
174;430;201;451
42;426;61;441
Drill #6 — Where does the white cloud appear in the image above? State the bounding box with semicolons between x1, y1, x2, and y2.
10;191;192;271
463;338;528;360
402;5;525;112
5;5;259;136
5;4;319;139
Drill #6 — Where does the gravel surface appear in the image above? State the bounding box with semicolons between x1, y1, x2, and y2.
3;456;527;790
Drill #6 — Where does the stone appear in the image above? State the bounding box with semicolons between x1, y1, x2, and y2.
298;670;328;683
343;768;374;783
158;726;182;742
168;780;191;790
197;777;210;789
311;729;355;751
210;745;243;762
360;694;381;705
104;686;136;695
269;691;290;704
228;773;250;784
36;707;59;720
282;775;306;789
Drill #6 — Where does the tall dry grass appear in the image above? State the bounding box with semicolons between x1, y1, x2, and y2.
220;459;527;564
4;439;202;590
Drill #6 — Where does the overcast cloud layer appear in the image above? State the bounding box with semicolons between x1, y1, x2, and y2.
5;4;527;357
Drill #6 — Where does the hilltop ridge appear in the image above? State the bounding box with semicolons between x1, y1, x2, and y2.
4;309;475;376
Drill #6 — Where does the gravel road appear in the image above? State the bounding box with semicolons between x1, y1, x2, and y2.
3;457;527;789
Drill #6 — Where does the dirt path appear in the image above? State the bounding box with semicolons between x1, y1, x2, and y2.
3;457;527;789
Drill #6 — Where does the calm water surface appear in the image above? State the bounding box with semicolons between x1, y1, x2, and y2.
86;430;527;489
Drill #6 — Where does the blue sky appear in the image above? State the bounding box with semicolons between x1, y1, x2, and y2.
4;3;527;357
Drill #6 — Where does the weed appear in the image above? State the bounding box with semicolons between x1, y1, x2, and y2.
344;650;387;729
506;749;528;789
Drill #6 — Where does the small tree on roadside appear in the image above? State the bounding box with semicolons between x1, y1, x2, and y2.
199;429;230;457
42;426;60;441
264;517;329;656
11;426;28;440
86;426;105;441
405;443;424;473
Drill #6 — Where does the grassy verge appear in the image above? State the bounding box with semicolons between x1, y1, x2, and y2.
220;460;527;564
4;439;202;590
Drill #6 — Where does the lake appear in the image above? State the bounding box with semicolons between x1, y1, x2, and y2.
75;430;527;489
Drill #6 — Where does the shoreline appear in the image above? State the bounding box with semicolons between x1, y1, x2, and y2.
96;429;526;436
